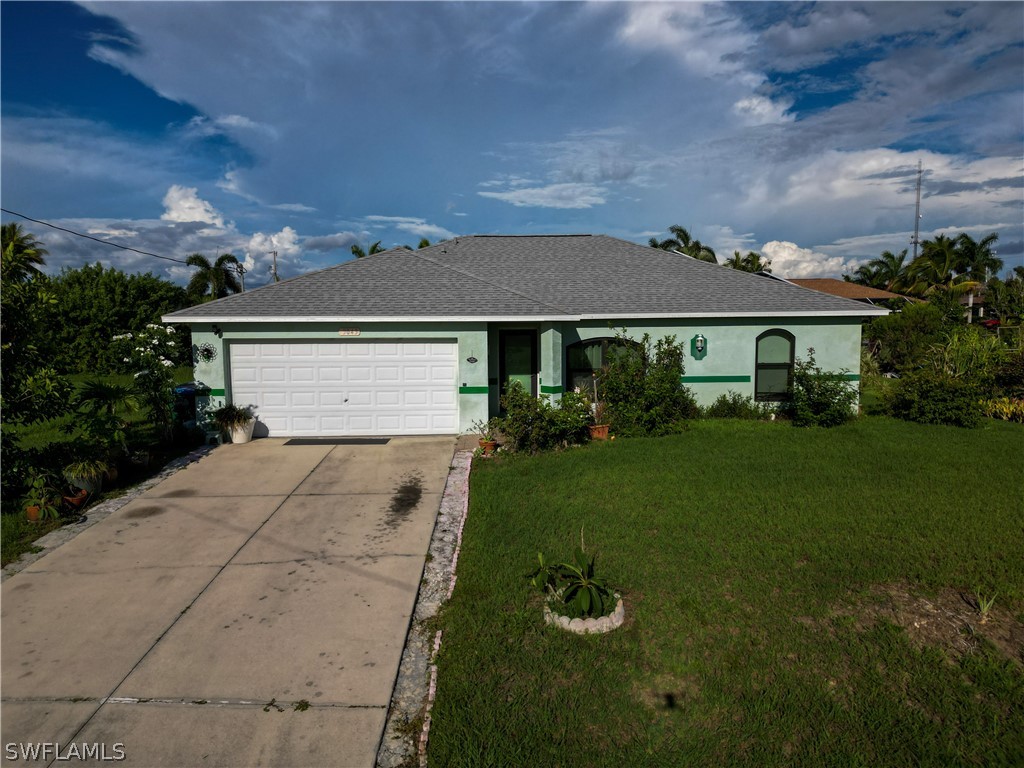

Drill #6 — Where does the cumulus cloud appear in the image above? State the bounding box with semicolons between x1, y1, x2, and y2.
478;182;607;209
160;185;225;228
760;240;851;279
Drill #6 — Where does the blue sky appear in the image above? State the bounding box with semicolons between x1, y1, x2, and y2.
3;1;1022;287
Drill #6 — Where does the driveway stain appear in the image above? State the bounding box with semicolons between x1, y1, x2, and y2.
380;472;423;530
158;488;197;498
123;506;166;519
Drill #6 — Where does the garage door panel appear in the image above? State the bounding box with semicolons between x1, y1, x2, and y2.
229;342;457;436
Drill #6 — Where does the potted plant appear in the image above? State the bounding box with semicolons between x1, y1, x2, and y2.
24;470;61;522
212;403;255;444
589;400;610;440
473;419;498;456
588;375;610;440
63;458;109;494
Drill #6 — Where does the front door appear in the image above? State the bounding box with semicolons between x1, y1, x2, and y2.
499;330;537;400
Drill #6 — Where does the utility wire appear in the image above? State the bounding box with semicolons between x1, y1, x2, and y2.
1;207;190;265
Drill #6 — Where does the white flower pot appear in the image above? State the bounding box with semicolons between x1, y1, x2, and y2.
228;421;255;444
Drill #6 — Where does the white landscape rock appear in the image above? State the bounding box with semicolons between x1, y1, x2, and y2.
545;598;625;635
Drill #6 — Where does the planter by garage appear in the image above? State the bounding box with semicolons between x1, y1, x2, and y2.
228;420;256;444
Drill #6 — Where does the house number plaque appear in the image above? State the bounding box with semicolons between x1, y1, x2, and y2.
338;328;360;337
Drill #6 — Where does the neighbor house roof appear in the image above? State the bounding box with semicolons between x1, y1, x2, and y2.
164;235;888;323
788;278;909;303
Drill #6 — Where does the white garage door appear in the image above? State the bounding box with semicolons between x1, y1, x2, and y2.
229;342;459;436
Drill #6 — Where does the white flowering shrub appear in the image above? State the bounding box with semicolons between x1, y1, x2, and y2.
113;324;179;439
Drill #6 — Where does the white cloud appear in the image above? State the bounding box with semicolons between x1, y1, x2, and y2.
732;95;793;127
364;216;457;241
617;3;757;84
760;240;850;279
478;183;606;209
160;185;225;228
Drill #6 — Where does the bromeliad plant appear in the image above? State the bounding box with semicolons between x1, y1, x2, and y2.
527;543;616;619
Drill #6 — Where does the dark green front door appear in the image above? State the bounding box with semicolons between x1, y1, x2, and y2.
499;330;537;399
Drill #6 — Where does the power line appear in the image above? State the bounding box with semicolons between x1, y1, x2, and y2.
1;207;190;265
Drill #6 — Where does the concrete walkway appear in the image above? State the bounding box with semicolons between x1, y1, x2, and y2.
1;436;456;767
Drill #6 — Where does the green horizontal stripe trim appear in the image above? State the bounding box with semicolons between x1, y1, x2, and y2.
681;375;751;383
459;386;489;394
208;388;225;396
540;385;564;394
839;374;860;381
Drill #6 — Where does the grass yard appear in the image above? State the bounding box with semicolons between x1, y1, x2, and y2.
430;417;1024;767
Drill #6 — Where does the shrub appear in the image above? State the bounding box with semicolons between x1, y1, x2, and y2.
888;371;983;428
783;348;857;427
866;302;947;373
981;397;1024;423
495;381;591;453
927;325;1005;393
600;331;698;437
994;346;1024;399
703;391;773;420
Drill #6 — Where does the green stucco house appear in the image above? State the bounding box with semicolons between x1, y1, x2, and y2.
163;234;886;437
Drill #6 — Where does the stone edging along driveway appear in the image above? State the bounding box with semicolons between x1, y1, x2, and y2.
376;448;472;768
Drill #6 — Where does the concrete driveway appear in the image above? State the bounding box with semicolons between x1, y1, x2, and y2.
1;436;455;767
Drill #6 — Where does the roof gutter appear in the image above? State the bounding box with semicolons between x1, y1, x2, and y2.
163;309;888;324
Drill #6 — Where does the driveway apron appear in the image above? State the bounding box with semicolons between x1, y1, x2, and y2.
1;436;455;767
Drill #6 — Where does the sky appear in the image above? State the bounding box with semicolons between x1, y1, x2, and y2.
2;1;1022;288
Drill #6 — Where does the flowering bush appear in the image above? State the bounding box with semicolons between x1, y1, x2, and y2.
113;324;179;439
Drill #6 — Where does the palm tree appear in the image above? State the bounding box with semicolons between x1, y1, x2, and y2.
351;241;384;259
649;225;717;264
955;233;1001;282
869;249;909;292
724;250;772;273
185;253;242;300
847;263;883;288
1;223;48;283
906;235;977;297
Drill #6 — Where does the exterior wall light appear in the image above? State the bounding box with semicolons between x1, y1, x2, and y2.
691;333;708;360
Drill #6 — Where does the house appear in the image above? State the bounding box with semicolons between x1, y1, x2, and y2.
163;234;887;437
787;278;912;306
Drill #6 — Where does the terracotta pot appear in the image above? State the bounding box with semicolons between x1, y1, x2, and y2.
25;505;41;523
63;489;89;509
478;439;497;456
589;424;610;440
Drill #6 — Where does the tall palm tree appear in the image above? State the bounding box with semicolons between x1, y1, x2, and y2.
955;233;1001;282
649;225;717;264
185;253;242;300
351;241;384;259
907;235;977;297
1;223;48;283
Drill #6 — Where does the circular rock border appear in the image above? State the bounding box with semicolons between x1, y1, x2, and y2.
544;597;625;634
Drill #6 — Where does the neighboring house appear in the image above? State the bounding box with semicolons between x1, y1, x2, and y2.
787;278;912;306
163;234;887;437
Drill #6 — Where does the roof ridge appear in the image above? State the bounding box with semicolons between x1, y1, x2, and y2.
409;244;574;315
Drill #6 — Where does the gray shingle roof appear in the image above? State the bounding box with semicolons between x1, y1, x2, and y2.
164;234;885;321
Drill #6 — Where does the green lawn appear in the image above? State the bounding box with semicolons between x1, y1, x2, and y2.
430;417;1024;767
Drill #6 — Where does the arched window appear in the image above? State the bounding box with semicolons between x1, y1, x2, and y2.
566;338;638;394
755;330;795;402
